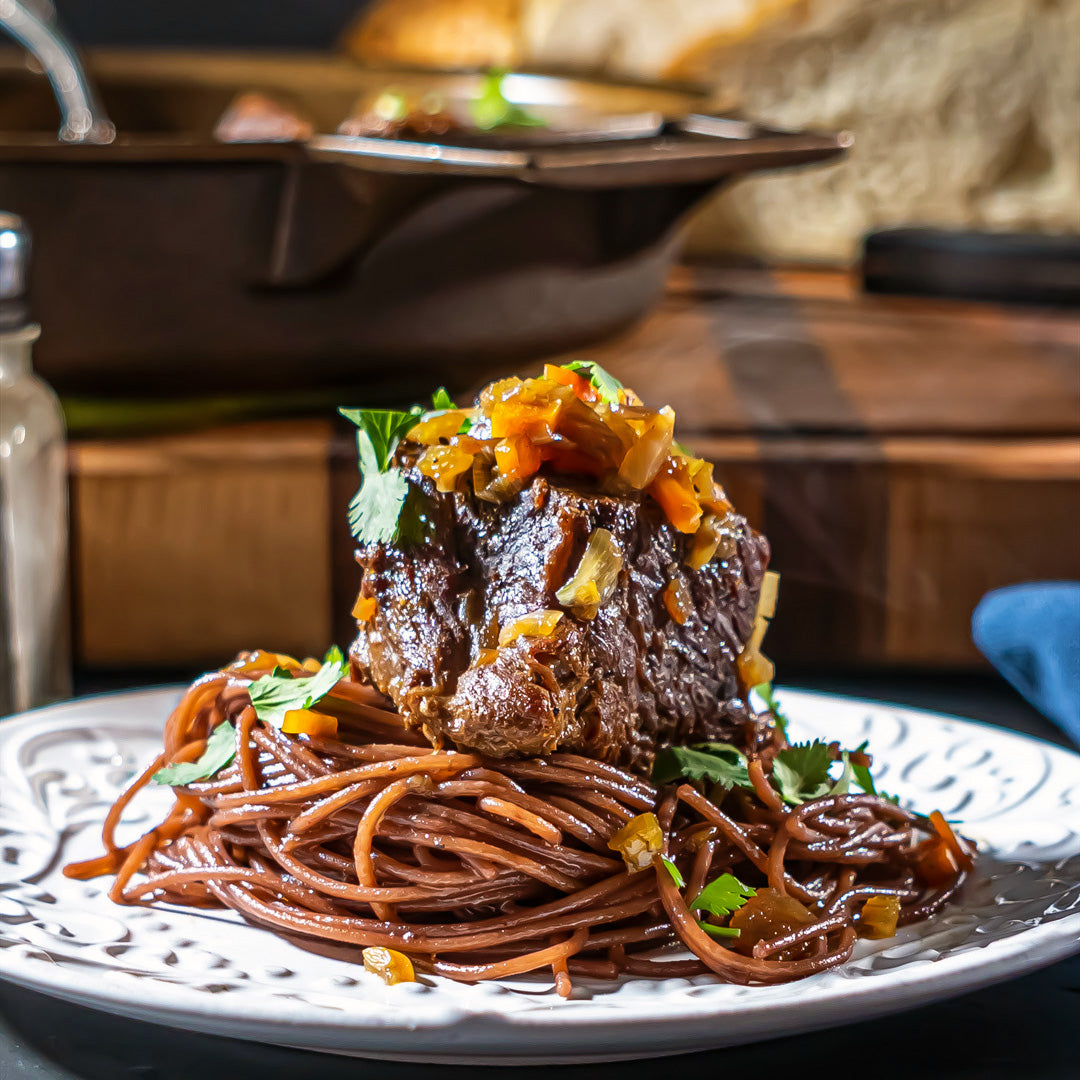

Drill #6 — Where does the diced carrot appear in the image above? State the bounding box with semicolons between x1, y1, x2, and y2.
489;397;562;441
494;434;543;482
647;458;702;533
912;837;959;886
281;709;339;738
663;579;690;624
930;810;974;871
352;595;378;622
543;363;599;403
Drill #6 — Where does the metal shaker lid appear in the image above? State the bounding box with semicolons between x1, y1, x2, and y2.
0;213;30;329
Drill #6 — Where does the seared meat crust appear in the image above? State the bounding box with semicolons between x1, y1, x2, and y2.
350;466;769;774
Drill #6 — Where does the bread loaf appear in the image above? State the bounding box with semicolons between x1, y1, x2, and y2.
344;0;1079;264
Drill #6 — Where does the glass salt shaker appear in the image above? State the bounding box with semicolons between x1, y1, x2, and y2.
0;212;71;714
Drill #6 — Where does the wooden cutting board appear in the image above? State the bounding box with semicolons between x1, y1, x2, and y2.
69;265;1080;670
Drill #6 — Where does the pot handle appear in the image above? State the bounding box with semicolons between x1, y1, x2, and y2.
0;1;114;144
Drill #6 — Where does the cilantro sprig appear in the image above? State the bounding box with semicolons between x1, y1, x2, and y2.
771;740;834;805
153;720;236;787
563;360;624;404
690;872;756;939
652;742;750;792
339;406;428;546
247;650;348;730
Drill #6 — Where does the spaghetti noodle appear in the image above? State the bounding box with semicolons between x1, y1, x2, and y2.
65;660;971;994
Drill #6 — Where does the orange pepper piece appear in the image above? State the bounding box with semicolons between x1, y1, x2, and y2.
352;595;378;622
281;709;338;739
647;458;703;533
494;434;542;482
543;363;599;403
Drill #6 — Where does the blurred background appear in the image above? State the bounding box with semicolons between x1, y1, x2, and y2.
0;0;1077;725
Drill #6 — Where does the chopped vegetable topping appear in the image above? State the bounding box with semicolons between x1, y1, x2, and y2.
652;742;752;793
607;811;663;872
152;720;236;786
728;888;816;957
247;653;348;730
858;895;901;939
662;578;691;624
736;570;780;690
647;458;702;534
340;362;741;546
556;528;623;619
281;708;339;739
352;596;378;622
563;359;624;404
929;810;974;871
498;608;564;646
362;946;416;985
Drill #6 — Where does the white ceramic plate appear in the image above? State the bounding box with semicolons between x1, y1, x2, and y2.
0;688;1078;1064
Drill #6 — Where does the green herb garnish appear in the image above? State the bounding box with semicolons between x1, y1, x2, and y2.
431;387;456;411
698;922;741;939
691;872;756;921
659;855;685;888
469;70;547;131
771;740;833;805
652;742;752;793
563;360;624;404
339;406;428;545
153;721;236;786
247;654;348;730
848;740;900;803
754;681;790;740
829;751;856;795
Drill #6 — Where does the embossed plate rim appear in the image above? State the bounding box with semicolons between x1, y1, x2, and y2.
1;687;1078;1063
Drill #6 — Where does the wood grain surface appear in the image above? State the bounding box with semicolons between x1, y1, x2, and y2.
69;266;1080;670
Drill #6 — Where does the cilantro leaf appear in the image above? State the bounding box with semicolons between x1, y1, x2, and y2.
323;644;344;666
347;468;413;545
563;360;624;404
691;872;756;919
772;740;833;805
652;742;752;792
431;387;456;410
754;681;790;740
247;655;348;730
153;721;236;786
339;407;420;472
469;70;547;130
829;751;857;795
659;855;685;888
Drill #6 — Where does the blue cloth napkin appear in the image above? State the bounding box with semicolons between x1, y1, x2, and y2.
973;582;1080;747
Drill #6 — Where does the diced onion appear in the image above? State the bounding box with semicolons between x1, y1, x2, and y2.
606;812;663;872
617;407;674;489
408;410;471;445
555;528;623;619
736;570;780;690
498;609;563;646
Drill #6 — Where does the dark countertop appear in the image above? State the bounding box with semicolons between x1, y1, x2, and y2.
1;671;1078;1079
